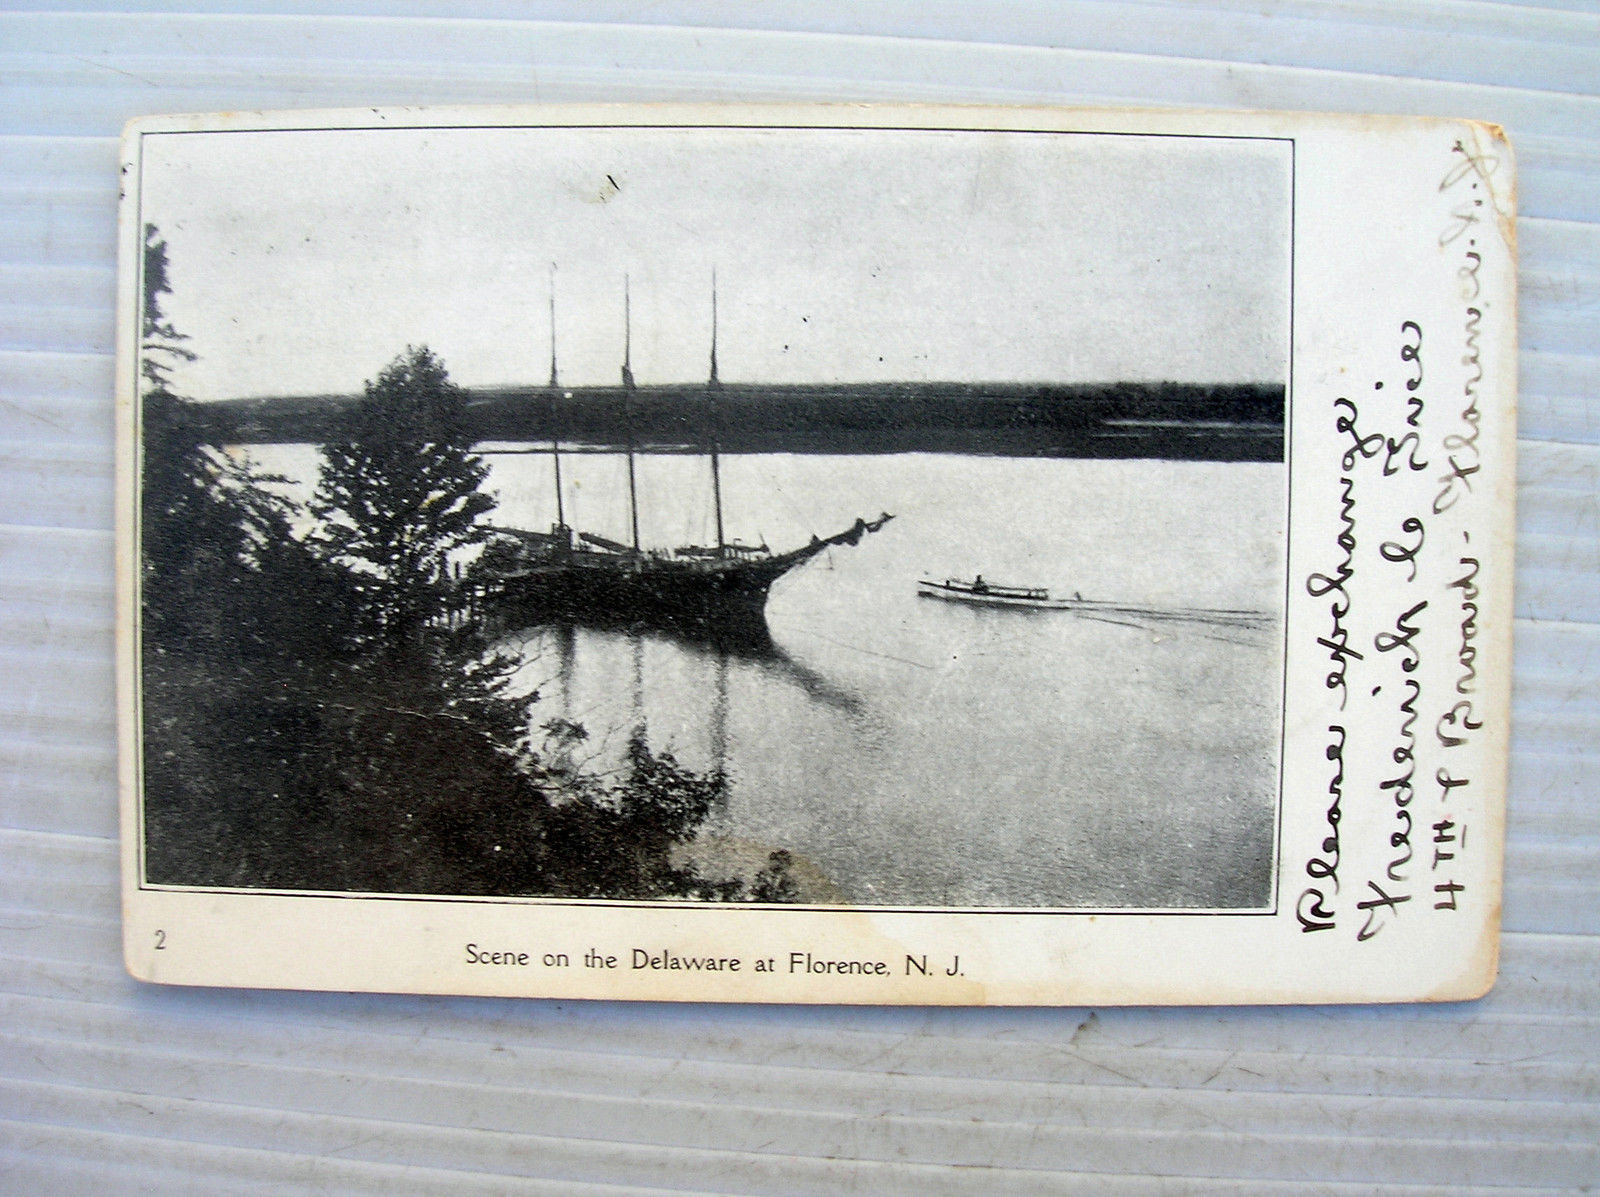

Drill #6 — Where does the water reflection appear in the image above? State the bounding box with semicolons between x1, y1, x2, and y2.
550;621;575;714
658;616;867;720
630;629;646;739
502;612;868;771
243;444;1284;907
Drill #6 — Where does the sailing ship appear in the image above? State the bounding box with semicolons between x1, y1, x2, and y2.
475;274;893;637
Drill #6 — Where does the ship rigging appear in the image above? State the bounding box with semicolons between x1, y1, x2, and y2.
474;273;893;637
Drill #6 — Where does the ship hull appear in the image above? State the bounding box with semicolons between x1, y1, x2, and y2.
494;555;788;637
477;512;893;639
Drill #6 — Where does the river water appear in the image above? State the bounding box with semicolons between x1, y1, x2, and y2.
250;445;1285;909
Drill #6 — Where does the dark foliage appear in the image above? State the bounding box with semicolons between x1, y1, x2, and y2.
540;735;737;901
137;248;756;899
750;850;801;903
311;346;495;646
140;224;196;394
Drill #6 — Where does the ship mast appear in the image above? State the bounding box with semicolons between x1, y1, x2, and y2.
708;269;726;556
547;264;566;531
622;275;641;553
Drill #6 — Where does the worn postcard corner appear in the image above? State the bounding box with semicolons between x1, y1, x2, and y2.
114;104;1513;1005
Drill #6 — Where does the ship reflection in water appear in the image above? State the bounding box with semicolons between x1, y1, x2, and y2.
506;613;868;764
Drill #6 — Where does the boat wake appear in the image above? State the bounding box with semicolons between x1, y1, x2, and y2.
916;577;1273;644
1063;604;1272;646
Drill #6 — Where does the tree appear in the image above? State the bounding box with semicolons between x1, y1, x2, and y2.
139;224;297;658
141;223;197;395
311;346;495;645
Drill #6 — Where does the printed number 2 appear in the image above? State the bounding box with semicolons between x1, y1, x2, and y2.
154;929;166;950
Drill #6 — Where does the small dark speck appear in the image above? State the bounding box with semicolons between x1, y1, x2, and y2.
607;174;619;189
1374;381;1383;390
1372;686;1382;696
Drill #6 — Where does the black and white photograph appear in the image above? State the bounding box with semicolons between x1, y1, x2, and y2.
132;119;1291;911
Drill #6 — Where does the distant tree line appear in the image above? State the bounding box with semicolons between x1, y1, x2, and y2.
138;225;788;900
190;380;1287;461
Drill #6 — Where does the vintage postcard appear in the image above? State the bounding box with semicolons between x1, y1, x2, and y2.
116;105;1514;1003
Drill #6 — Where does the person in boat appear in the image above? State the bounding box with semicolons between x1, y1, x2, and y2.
972;574;988;594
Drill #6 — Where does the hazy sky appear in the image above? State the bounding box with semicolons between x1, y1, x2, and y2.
139;125;1291;401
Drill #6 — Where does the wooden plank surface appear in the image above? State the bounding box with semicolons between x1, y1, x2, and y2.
2;4;1596;1192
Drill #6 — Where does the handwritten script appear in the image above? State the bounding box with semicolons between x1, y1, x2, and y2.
1296;139;1498;938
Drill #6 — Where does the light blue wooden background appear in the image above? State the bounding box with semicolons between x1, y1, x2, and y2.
2;4;1596;1192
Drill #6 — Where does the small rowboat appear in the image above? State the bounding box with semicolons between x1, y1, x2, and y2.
916;576;1271;630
